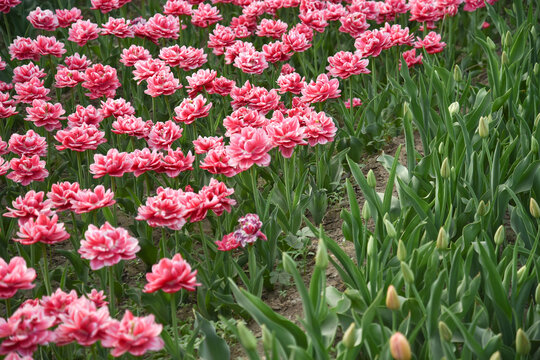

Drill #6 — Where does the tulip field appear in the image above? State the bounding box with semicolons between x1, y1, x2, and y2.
0;0;539;358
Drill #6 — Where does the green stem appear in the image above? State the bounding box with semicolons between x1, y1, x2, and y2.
250;166;260;214
3;14;12;42
110;177;118;226
5;299;11;317
70;212;80;250
108;265;116;316
41;243;52;295
170;292;181;359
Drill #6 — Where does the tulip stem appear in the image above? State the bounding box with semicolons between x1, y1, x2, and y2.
108;266;116;316
170;292;180;358
41;243;52;295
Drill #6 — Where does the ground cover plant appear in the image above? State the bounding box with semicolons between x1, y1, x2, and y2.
0;0;539;358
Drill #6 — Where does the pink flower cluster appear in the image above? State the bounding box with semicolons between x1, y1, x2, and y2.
137;178;236;230
0;289;163;357
215;213;267;251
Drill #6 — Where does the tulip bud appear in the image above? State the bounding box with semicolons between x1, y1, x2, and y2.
532;136;539;153
440;158;450;179
386;285;400;310
389;332;412;360
438;321;452;342
448;102;460;116
436;227;449;249
384;217;397;238
343;323;357;349
315;240;328;269
282;253;296;274
487;37;496;50
535;113;540;127
530;198;540;218
367;236;376;257
490;351;502;360
367;169;376;188
261;325;273;351
516;328;530;355
494;225;505;246
503;32;512;48
397;240;406;261
534;63;539;76
501;51;509;65
453;65;462;82
438;142;444;154
535;283;540;304
517;265;527;284
478;116;489;138
401;262;414;284
477;200;489;217
362;202;371;220
237;322;257;351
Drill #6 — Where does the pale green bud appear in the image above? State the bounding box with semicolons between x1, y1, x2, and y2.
516;328;530;355
367;236;375;257
486;37;496;50
535;113;540;127
534;63;539;76
384;217;397;238
237;322;257;351
342;323;357;349
530;198;540;218
438;142;444;154
401;262;414;284
448;102;460;116
478;116;489;138
490;351;502;360
315;240;328;269
367;169;376;188
436;227;449;249
397;240;406;261
362;202;371;220
535;283;540;303
438;321;452;342
261;325;273;351
494;225;505;246
440;157;450;179
501;51;509;65
453;65;462;82
477;200;489;217
517;265;528;284
503;32;512;48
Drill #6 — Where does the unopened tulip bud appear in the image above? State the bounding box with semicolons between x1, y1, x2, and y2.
362;202;371;220
237;322;257;351
367;236;376;257
501;51;509;65
478;116;489;138
516;328;530;355
440;158;450;179
438;142;444;154
367;169;376;188
315;240;328;269
401;262;414;284
532;137;539;153
436;227;449;249
490;351;502;360
535;283;540;303
503;32;511;48
386;285;400;310
530;198;540;218
397;240;406;261
477;200;489;217
282;253;295;274
534;63;539;76
535;113;540;127
438;321;452;342
453;65;462;82
494;225;505;246
389;332;412;360
261;325;273;351
517;265;527;284
384;218;397;238
487;37;496;50
343;323;357;349
448;102;460;116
